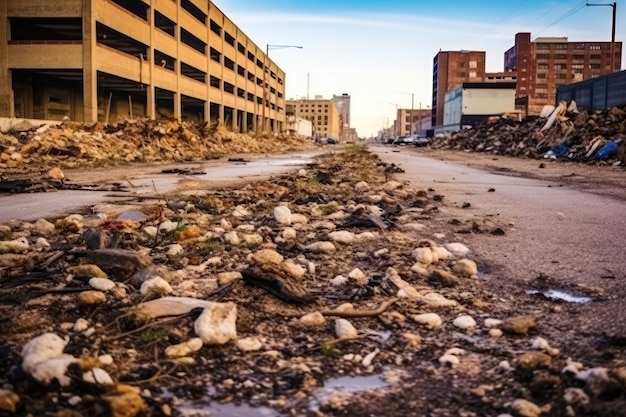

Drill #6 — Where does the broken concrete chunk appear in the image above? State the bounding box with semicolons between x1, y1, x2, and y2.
194;302;237;345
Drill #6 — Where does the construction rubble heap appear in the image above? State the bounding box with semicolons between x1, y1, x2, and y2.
430;102;626;166
0;118;315;175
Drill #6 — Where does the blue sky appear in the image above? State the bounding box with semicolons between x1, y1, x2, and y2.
215;1;625;137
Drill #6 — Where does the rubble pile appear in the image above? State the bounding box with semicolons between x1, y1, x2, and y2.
0;118;314;174
0;147;624;416
431;103;626;165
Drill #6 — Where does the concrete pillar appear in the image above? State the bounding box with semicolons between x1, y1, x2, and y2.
0;3;14;117
242;111;248;132
146;0;155;119
82;0;98;122
204;101;210;123
174;0;181;122
218;104;224;125
231;108;236;131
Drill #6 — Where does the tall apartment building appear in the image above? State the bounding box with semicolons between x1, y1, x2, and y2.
286;96;340;140
0;0;286;132
332;93;351;140
504;32;622;115
432;50;486;127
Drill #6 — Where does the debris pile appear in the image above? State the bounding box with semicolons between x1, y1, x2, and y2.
430;102;626;165
1;147;624;416
0;118;315;174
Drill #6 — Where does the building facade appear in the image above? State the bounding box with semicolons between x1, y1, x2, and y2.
432;50;486;128
393;108;431;137
332;93;351;140
286;96;340;140
504;32;622;116
0;0;287;132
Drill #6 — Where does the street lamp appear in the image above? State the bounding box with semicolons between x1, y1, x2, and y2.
261;44;303;133
586;2;617;72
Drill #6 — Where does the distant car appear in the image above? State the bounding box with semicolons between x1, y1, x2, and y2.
326;137;337;144
413;136;431;147
386;137;396;144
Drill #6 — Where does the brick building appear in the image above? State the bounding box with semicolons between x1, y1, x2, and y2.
432;50;486;127
504;32;622;115
0;0;287;132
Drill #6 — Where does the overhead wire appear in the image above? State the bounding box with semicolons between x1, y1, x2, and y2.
533;0;588;37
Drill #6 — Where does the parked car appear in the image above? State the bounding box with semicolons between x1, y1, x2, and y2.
413;136;431;147
326;137;337;144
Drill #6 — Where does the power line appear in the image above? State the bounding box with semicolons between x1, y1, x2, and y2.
533;0;588;37
467;0;533;47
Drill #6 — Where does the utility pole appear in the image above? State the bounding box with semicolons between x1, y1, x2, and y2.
262;44;303;133
586;2;617;72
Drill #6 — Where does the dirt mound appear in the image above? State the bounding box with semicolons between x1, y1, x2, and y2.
430;103;626;166
0;118;315;175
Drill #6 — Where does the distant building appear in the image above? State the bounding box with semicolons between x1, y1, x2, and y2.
332;93;351;127
504;32;622;116
486;71;518;83
286;96;340;140
0;0;287;132
557;70;626;112
393;108;431;137
442;82;516;133
432;50;486;128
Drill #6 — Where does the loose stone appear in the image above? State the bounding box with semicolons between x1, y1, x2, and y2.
236;337;263;352
300;312;326;327
89;277;116;291
453;315;477;330
78;290;107;306
335;318;358;338
510;398;541;417
194;302;238;345
165;338;203;358
412;313;443;329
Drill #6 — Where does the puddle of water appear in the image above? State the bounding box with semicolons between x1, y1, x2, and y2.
323;374;388;392
177;402;278;417
526;289;592;303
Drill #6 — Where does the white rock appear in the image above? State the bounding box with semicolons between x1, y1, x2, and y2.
291;213;309;225
499;360;512;371
0;237;29;254
432;246;455;261
300;312;326;327
305;241;336;254
282;260;306;280
194;302;238;345
166;244;184;256
454;259;478;277
335;318;358;339
274;206;292;226
328;231;355;244
453;315;477;330
297;168;307;177
253;249;283;265
531;336;559;355
30;356;77;386
236;337;263;352
34;237;51;251
413;247;433;265
356;232;377;241
444;242;471;257
98;354;114;366
354;181;369;192
34;218;55;235
282;227;297;241
219;218;232;230
484;318;503;328
410;263;430;276
510;398;541;417
159;221;179;234
21;333;68;375
68;396;82;406
217;271;242;286
383;180;402;191
490;329;503;338
421;292;458;308
445;347;465;356
348;268;368;286
242;234;263;246
374;248;389;258
74;318;90;332
439;354;460;366
89;277;116;292
412;313;443;329
331;275;348;286
165;338;203;358
143;226;158;238
82;368;114;385
362;348;380;367
140;277;173;298
433;233;446;240
402;223;426;231
232;205;250;218
224;231;240;245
